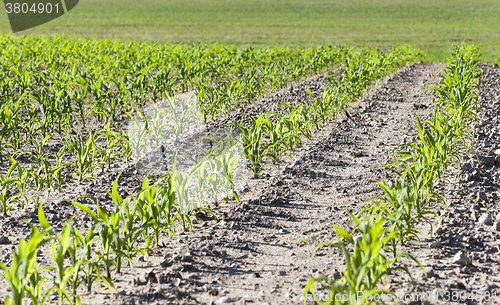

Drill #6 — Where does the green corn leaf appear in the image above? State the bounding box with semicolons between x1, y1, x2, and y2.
38;202;52;232
71;199;99;222
333;225;354;244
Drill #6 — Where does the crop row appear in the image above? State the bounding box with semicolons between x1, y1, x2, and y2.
235;46;423;177
0;35;353;150
305;45;482;304
0;40;422;215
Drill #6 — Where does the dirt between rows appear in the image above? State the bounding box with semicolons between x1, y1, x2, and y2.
2;62;500;305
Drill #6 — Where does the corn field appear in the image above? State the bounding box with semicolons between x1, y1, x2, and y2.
0;34;487;305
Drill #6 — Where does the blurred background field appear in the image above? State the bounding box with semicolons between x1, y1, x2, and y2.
0;0;499;62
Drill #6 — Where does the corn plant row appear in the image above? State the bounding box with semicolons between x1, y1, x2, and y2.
0;123;131;216
0;125;243;304
236;46;423;178
364;44;482;246
0;176;155;305
304;45;482;304
0;35;354;154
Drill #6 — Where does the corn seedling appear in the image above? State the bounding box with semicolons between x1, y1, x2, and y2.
71;197;118;279
127;110;149;161
163;93;203;142
235;115;267;177
261;116;289;174
170;162;197;231
65;131;98;180
0;226;53;305
132;176;176;245
13;159;30;208
0;156;18;215
49;223;78;305
305;212;422;305
52;147;72;189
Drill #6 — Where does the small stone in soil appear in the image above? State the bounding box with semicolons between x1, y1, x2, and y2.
456;208;468;215
428;241;443;248
0;236;9;244
461;163;473;172
56;199;70;206
48;291;58;301
186;273;199;279
155;273;165;283
182;263;194;271
477;191;488;202
154;286;164;295
160;259;172;268
446;279;466;290
423;267;434;278
182;255;193;262
217;296;231;303
453;251;465;265
479;284;491;292
479;214;493;225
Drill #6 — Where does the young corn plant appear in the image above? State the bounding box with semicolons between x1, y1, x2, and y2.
12;162;29;209
285;105;312;148
201;142;241;207
65;131;98;180
235;115;267;178
52;147;72;189
0;226;52;305
170;162;197;232
118;194;154;258
147;104;168;152
127;110;149;161
71;197;120;279
261;116;289;175
49;223;78;305
363;177;436;246
305;212;422;304
114;128;133;164
164;92;203;142
95;128;122;173
0;157;18;215
25;264;53;305
65;223;98;305
110;173;155;256
131;189;156;250
137;175;177;244
68;221;112;294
